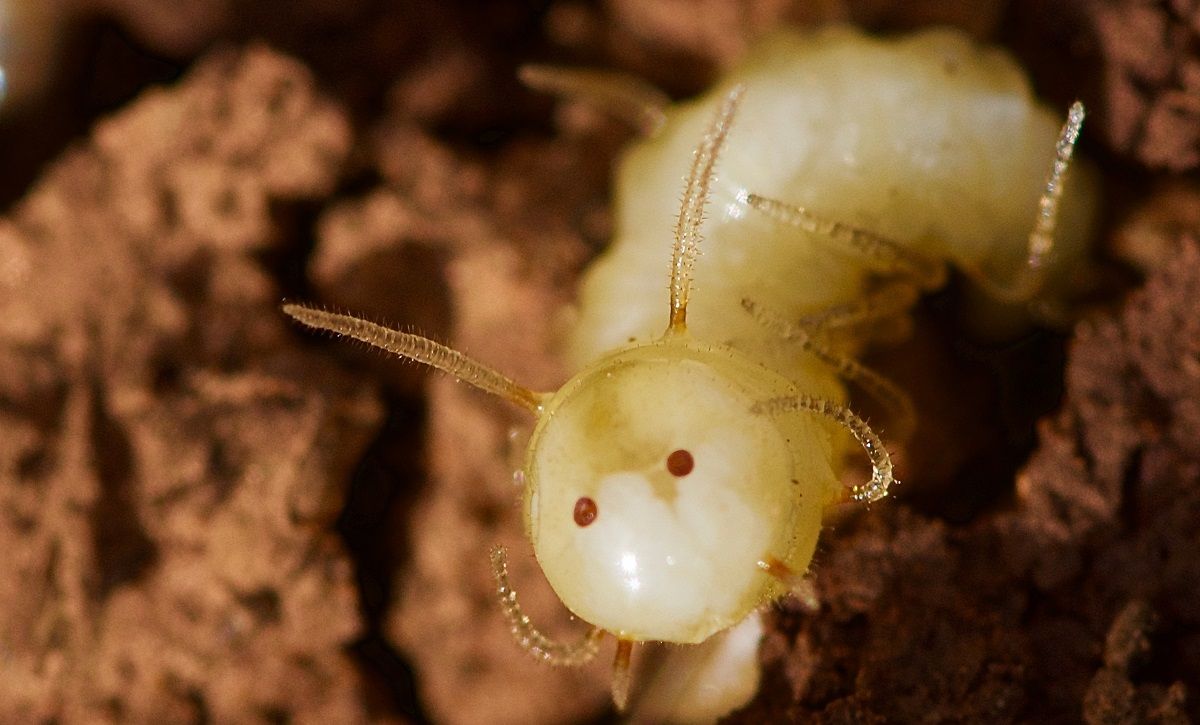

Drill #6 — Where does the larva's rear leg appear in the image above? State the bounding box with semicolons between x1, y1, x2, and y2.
518;64;669;136
793;280;920;339
962;101;1086;303
744;192;948;291
752;394;895;503
742;296;916;442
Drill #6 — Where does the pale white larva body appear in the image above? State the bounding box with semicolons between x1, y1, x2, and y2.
569;27;1095;368
284;24;1094;721
564;30;1093;720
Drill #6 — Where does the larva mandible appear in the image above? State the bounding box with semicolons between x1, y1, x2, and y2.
284;26;1093;716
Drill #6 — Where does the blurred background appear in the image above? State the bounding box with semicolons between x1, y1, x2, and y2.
0;1;1197;723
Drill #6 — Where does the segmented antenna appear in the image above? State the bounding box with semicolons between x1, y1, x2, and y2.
282;303;545;413
668;85;745;331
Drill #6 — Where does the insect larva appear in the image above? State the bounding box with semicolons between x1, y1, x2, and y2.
284;26;1093;719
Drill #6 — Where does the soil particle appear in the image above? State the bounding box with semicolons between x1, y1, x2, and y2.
1074;0;1200;170
0;45;378;722
725;237;1200;722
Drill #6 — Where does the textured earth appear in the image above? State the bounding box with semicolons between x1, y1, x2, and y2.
0;1;1196;723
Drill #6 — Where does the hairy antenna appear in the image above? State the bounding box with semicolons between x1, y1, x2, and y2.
282;303;545;412
668;85;745;331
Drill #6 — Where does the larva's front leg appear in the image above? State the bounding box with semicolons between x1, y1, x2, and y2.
489;546;604;667
745;192;948;291
629;613;768;723
742;296;916;443
490;546;637;709
752;393;895;504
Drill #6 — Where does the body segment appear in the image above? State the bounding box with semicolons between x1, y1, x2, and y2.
569;27;1095;367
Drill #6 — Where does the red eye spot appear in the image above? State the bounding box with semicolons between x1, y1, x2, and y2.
666;449;694;477
573;497;598;527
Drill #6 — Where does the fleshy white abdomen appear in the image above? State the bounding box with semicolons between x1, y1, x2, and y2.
568;27;1095;368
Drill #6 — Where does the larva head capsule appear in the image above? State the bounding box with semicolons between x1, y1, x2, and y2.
524;337;830;643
